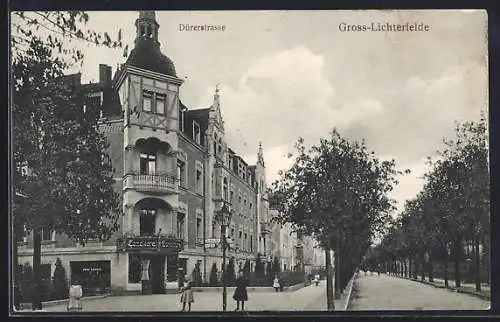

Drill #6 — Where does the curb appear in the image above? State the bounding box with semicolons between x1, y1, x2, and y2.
392;275;490;301
342;272;357;311
20;294;111;310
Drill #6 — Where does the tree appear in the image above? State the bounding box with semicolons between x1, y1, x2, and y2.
209;263;219;286
243;260;251;281
226;257;236;286
255;253;265;277
192;261;203;287
51;258;68;300
270;130;406;310
375;114;489;292
273;256;281;275
11;12;124;310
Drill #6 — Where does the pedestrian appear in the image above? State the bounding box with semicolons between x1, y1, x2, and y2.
179;280;194;312
233;271;248;311
273;275;281;292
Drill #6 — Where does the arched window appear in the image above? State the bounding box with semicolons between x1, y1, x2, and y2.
213;133;218;155
223;178;228;201
139;208;156;236
218;138;222;154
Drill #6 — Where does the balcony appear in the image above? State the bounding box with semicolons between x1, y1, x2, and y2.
123;172;178;195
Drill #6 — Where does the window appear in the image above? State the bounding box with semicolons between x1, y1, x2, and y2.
179;110;184;132
143;92;152;112
223;178;228;201
196;217;202;240
230;190;234;202
177;160;187;188
231;228;235;238
156;94;166;115
250;203;253;209
140;153;156;175
193;122;201;144
143;91;167;114
196;169;203;194
212;221;217;238
40;225;54;241
250;235;253;252
139;209;156;236
177;213;185;240
244;233;247;250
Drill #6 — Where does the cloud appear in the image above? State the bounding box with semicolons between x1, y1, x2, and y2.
197;45;336;159
339;60;487;165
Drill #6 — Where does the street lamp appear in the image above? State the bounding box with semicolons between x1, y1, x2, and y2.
214;201;232;312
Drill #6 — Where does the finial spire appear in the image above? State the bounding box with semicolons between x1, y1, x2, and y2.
258;141;265;166
135;10;160;45
213;83;220;108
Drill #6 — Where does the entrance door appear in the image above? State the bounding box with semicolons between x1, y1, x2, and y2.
150;255;165;294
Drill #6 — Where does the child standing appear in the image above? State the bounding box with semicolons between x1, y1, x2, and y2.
273;275;281;292
180;280;194;311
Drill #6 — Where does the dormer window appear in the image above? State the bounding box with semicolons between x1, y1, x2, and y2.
193;122;201;144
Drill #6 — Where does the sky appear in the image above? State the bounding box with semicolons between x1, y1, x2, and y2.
13;10;488;215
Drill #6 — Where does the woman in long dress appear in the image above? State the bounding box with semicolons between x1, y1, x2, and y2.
180;280;194;311
232;272;248;311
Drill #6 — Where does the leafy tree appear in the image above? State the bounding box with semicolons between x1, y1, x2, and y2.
51;258;68;300
243;260;251;280
191;261;203;287
11;11;124;310
226;257;236;286
273;256;281;275
255;253;265;277
270;130;405;310
375;114;489;292
209;263;219;286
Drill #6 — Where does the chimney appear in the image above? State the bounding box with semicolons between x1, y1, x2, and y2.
99;64;112;85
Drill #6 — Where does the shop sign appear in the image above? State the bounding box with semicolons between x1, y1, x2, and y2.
117;236;184;252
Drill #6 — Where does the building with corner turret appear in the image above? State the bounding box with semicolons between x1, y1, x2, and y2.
16;10;273;296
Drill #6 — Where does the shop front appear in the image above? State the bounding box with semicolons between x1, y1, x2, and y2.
117;235;184;294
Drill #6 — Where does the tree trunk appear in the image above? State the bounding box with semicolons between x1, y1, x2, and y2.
453;240;461;288
443;248;449;287
32;227;42;310
420;253;425;281
475;237;481;292
13;218;21;311
334;241;341;300
428;251;434;283
325;248;335;310
408;256;412;278
404;258;408;277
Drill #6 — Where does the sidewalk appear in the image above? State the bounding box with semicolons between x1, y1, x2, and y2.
26;281;355;312
388;274;491;300
33;284;321;312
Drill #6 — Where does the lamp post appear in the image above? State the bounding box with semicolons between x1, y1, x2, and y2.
215;201;232;312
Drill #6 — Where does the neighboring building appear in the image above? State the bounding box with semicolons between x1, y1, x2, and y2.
16;11;270;295
267;209;297;272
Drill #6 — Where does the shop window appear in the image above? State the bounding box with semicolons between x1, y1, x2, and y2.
128;253;141;283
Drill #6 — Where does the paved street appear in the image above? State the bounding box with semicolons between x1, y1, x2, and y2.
41;283;348;312
348;274;490;310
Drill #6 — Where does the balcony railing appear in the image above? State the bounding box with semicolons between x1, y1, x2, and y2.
123;172;178;194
